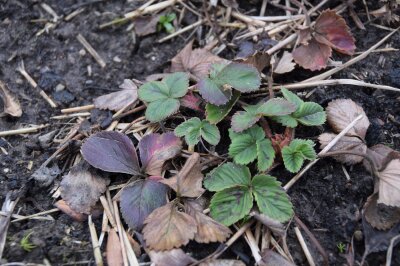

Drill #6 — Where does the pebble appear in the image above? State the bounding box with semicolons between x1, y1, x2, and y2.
55;83;65;92
113;56;122;63
79;49;86;56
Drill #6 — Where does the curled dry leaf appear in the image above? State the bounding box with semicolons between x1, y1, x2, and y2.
120;178;169;230
160;153;205;198
364;194;400;230
171;40;226;79
364;144;400;172
326;99;370;140
259;249;295;266
94;79;138;111
54;200;87;222
200;260;245;266
235;40;273;72
318;133;367;165
0;80;22;117
139;132;182;176
143;202;197;251
377;158;400;207
134;15;161;36
186;200;231;243
106;228;123;266
148;248;196;266
250;211;285;236
60;162;110;214
273;51;296;74
81;131;140;175
292;38;332;71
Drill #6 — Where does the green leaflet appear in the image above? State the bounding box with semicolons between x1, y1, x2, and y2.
204;162;251;192
282;139;317;173
206;91;240;124
174;117;220;146
138;72;189;122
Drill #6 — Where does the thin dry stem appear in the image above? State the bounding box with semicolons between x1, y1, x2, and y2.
77;34;106;68
294;226;316;266
88;215;104;266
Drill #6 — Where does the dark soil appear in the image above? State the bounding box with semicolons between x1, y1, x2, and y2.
1;0;399;265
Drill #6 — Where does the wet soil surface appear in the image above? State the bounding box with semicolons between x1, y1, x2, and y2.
1;0;399;265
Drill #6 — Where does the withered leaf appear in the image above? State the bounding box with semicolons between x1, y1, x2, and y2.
171;40;227;79
314;10;356;55
364;144;400;172
0;80;22;117
318;133;367;165
273;51;295;74
364;194;400;230
134;15;161;36
326;99;370;140
186;200;231;243
250;211;285;236
60;162;110;214
148;248;197;266
160;153;205;198
235;41;271;72
81;131;140;175
143;202;197;250
106;228;123;266
259;249;295;266
32;164;61;187
200;260;245;266
293;38;332;71
377;158;400;207
120;178;169;230
54;200;87;222
139;132;182;176
94;79;138;111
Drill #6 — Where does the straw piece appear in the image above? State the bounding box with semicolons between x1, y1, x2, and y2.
77;34;106;68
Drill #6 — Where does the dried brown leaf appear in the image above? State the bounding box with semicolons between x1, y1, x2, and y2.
54;200;87;222
106;228;123;266
200;260;245;266
60;162;110;214
126;233;141;257
186;200;231;243
143;202;197;251
377;158;400;207
326;99;370;139
94;79;138;111
148;248;196;266
235;41;272;72
134;15;160;36
273;51;296;74
171;40;226;79
292;38;332;71
250;211;285;236
364;194;400;230
259;249;295;266
160;153;205;198
318;133;368;165
298;28;312;45
0;80;22;117
364;144;400;172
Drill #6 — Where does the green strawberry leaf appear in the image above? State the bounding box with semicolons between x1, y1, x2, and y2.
201;121;220;145
204;162;251;192
293;102;326;126
282;139;316;173
198;77;232;106
271;115;298;128
251;175;293;222
209;186;253;226
145;99;180;122
174;118;220;146
229;126;265;165
215;63;261;93
257;98;297;116
256;139;275;171
163;72;189;98
231;111;260;132
281;88;303;109
206;91;240;124
138;81;169;102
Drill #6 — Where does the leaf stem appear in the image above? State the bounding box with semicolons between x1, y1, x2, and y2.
259;118;273;139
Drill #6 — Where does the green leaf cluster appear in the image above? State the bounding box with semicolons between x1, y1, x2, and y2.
198;63;261;106
175;117;220;146
272;88;326;127
158;13;176;33
138;72;189;122
204;163;293;225
282;139;317;173
231;98;296;132
229;126;275;171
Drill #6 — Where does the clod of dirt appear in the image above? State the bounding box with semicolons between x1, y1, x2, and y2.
31;164;61;187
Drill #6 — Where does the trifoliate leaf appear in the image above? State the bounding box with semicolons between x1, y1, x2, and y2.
163;72;190;98
256;139;275;171
206;91;240;124
251;175;293;222
145;98;180;122
174;118;220;146
231;111;260;132
201;121;220;145
229;127;264;165
257;98;296;116
204;162;251;192
198;77;232;106
138;81;169;102
175;117;201;137
282;139;316;173
281;88;303;109
293;102;326;126
209;186;253;226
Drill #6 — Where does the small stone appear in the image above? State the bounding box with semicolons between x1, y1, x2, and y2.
113;56;122;63
3;168;9;173
354;230;363;241
79;49;86;56
55;83;65;92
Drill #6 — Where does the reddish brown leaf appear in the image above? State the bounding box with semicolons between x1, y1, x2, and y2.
106;228;123;266
318;133;368;165
171;40;226;79
298;28;312;45
148;248;196;266
139;133;182;176
364;194;400;230
134;15;161;36
326;99;370;140
54;200;87;222
292;38;332;71
180;91;203;112
314;10;356;55
160;153;205;198
260;249;295;266
143;202;197;250
94;79;138;111
186;200;231;243
0;80;22;117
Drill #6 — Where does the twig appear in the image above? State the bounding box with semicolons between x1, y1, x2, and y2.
386;234;400;266
0;193;19;259
11;208;59;223
51;112;91;119
125;0;177;19
267;33;298;55
61;104;95;114
284;114;364;190
77;34;106;68
99;196;117;229
113;201;129;266
0;124;48;137
294;226;316;266
88;215;104;266
244;228;262;263
158;20;204;43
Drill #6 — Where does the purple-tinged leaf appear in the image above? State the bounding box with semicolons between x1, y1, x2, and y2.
120;178;168;230
139;133;182;176
198;78;232;106
81;131;140;175
180;91;203;112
